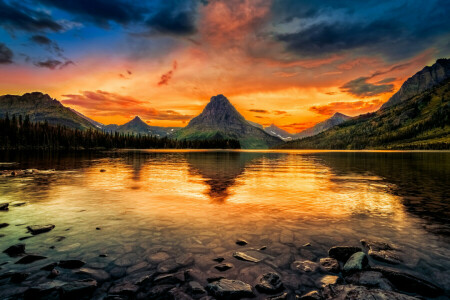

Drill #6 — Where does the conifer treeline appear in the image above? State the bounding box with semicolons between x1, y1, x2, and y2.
0;114;241;150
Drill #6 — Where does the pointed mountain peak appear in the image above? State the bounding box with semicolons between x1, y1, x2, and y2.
132;116;142;121
331;112;350;120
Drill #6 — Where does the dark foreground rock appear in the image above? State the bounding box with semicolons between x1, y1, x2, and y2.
24;280;67;300
236;239;248;246
58;260;86;269
0;203;9;210
0;223;9;228
215;263;234;272
27;224;55;235
60;279;97;300
15;254;47;264
322;284;421;300
319;258;340;273
344;271;393;290
206;279;255;298
3;243;26;257
342;252;368;274
256;272;284;294
328;246;362;262
372;266;444;297
361;239;403;265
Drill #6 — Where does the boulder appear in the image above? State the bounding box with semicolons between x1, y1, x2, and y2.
328;246;361;262
3;243;26;257
322;284;421;300
27;224;55;235
215;263;234;272
291;260;319;273
361;240;403;265
206;279;255;298
319;258;340;273
15;254;47;264
342;252;368;274
60;279;97;300
256;272;284;294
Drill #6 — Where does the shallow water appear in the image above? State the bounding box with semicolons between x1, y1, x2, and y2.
0;150;449;299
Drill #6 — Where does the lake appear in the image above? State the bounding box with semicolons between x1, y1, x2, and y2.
0;150;449;299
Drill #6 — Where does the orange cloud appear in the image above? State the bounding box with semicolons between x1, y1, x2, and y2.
309;99;384;116
158;60;178;86
281;122;318;133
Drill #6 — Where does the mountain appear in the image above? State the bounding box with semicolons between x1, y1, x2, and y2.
278;78;450;149
0;92;96;130
264;124;294;141
175;94;282;149
294;112;351;139
114;116;181;137
381;58;450;109
69;108;104;129
247;120;264;129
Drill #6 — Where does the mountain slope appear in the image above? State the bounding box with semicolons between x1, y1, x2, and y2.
264;124;294;141
278;79;450;149
0;92;96;130
175;94;282;149
381;58;450;109
115;116;181;137
295;112;351;139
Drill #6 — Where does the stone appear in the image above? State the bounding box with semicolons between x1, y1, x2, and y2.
27;224;55;235
109;281;139;296
318;275;341;287
19;236;33;241
319;257;340;273
345;271;393;290
342;252;368;274
372;266;443;297
77;267;111;282
236;239;248;246
328;246;361;262
206;279;255;298
157;258;181;273
299;290;322;300
146;284;175;298
322;284;421;300
59;259;85;269
0;223;8;228
361;239;403;265
15;254;47;264
214;263;234;271
175;253;195;267
10;272;30;283
41;262;58;271
188;281;207;295
48;269;60;278
0;203;9;210
153;271;185;285
213;257;225;263
259;246;267;250
291;260;319;273
168;287;194;300
24;280;66;300
148;251;170;263
233;250;269;263
268;292;289;300
207;276;225;283
256;272;284;294
60;279;97;300
126;261;149;274
3;243;26;257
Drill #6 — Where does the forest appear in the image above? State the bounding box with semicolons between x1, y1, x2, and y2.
0;114;241;150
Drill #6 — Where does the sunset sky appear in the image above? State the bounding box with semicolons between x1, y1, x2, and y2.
0;0;449;132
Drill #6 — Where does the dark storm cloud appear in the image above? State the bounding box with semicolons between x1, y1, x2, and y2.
0;0;63;33
30;35;63;55
0;43;13;64
145;2;197;36
272;0;450;60
34;58;74;70
340;77;394;97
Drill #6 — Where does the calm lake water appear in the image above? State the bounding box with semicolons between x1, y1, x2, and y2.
0;150;449;299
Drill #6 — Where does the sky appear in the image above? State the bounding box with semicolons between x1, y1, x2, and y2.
0;0;449;132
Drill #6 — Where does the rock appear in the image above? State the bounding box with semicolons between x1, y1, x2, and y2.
154;271;185;285
372;266;444;297
146;284;175;298
188;281;206;295
108;281;139;296
267;292;288;300
19;236;33;241
126;261;149;274
59;259;85;269
361;239;403;265
15;254;47;264
328;246;361;262
319;258;340;273
148;251;170;263
215;263;234;272
318;275;341;287
233;250;269;263
342;252;368;274
206;279;255;298
96;227;101;230
345;271;393;290
299;290;322;300
60;279;97;300
236;239;248;246
213;257;225;263
175;253;195;267
0;203;9;210
115;253;138;267
10;272;30;283
24;280;66;300
0;223;8;228
168;287;194;300
279;230;294;244
3;243;26;257
259;246;267;250
48;269;60;278
99;254;108;257
207;276;225;283
291;260;319;273
157;258;181;274
12;202;26;207
41;262;58;271
110;267;127;279
27;224;55;235
322;284;421;300
256;272;284;294
77;267;111;282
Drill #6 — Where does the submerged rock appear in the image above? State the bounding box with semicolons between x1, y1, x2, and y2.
255;272;284;294
188;281;207;295
291;260;319;273
24;280;66;300
58;260;86;269
10;272;30;283
60;279;97;300
15;254;47;264
319;275;341;287
27;224;55;235
213;257;225;263
236;239;248;246
299;290;322;300
0;223;9;228
361;239;403;265
215;263;234;272
168;287;194;300
108;281;139;297
153;271;185;285
3;243;26;257
233;251;261;263
345;271;393;290
77;267;110;282
319;257;340;273
342;252;368;274
0;203;9;210
206;279;255;298
268;292;289;300
322;284;421;300
328;246;361;262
